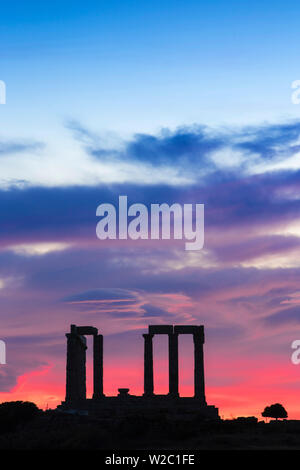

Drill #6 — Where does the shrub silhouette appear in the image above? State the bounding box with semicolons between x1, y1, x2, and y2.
262;403;287;421
0;401;40;433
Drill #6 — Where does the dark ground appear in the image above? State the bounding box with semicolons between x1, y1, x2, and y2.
1;408;300;450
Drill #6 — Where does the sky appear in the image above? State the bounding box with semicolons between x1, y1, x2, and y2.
1;0;300;419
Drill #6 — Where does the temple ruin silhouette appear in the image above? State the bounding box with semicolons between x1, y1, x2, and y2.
59;324;219;419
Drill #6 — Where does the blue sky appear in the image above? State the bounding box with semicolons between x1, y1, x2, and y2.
1;0;300;187
1;0;300;140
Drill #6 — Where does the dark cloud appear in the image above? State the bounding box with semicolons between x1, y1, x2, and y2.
122;126;224;166
234;121;300;161
63;288;137;303
1;167;300;250
0;366;19;392
225;287;298;313
67;119;300;172
0;140;43;156
0;334;54;392
67;120;225;167
140;303;172;318
264;306;300;327
213;235;300;263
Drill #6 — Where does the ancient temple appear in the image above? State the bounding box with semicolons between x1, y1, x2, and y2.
59;324;219;419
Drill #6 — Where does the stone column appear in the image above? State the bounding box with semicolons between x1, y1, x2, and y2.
143;333;154;396
168;332;179;397
65;326;87;402
193;330;206;403
65;332;77;402
93;334;104;398
78;335;87;400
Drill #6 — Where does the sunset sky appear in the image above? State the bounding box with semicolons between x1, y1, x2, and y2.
1;0;300;419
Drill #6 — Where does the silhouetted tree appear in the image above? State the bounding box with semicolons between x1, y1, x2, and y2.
262;403;287;421
0;401;40;433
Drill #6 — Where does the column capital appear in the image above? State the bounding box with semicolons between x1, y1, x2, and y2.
143;333;154;339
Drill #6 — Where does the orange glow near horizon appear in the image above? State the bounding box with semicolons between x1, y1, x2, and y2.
1;356;300;421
